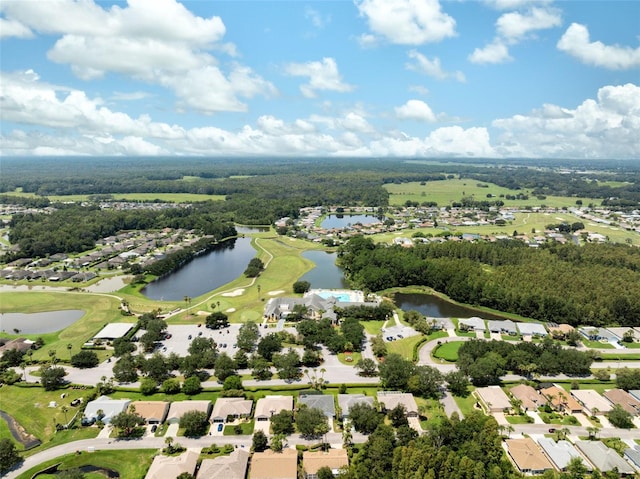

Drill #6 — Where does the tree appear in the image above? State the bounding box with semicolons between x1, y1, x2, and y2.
139;377;158;395
161;378;181;394
257;333;282;361
395;424;418;446
296;406;329;438
273;348;301;382
244;257;264;277
565;456;589;479
270;433;285;452
113;354;138;383
250;355;272;380
0;438;21;473
252;430;268;452
387;404;408;428
565;329;582;347
70;350;99;368
445;370;471;397
39;365;67;390
182;375;201;395
270;410;294;435
293;280;311;294
407;365;443;399
607;404;634;429
348;402;383;434
187;337;218;368
110;410;145;437
66;343;73;361
180;410;209;437
214;353;237;382
615;367;640;391
223;375;243;391
205;311;229;330
237;321;260;352
355;358;378;377
317;466;335;479
141;353;170;383
378;354;414;390
112;337;136;357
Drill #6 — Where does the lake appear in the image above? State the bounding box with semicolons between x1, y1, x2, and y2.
299;251;350;289
0;310;85;334
141;236;256;300
394;292;506;319
321;214;381;229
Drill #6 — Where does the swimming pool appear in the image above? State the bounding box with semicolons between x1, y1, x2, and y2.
310;289;364;303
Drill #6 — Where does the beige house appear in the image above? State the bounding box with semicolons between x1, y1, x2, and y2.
540;386;583;414
250;448;298;479
509;384;542;411
255;396;294;421
603;389;640;416
303;449;349;479
166;400;212;424
505;438;554;474
376;391;419;417
211;397;253;423
198;449;250;479
475;386;512;413
145;449;199;479
129;401;169;424
570;389;612;416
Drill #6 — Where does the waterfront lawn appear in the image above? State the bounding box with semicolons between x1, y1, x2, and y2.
16;449;156;479
0;291;124;362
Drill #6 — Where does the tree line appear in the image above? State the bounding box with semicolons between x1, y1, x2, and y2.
338;236;640;327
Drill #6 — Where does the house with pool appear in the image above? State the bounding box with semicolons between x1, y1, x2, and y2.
263;289;380;324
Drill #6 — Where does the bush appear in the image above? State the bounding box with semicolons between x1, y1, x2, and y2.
70;350;99;368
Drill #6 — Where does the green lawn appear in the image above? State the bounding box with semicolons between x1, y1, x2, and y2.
432;341;465;362
600;353;640;360
453;391;478;418
338;352;362;365
16;448;156;479
223;419;254;435
505;415;533;425
362;321;385;335
386;334;426;360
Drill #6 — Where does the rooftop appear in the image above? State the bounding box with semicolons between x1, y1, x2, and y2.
505;438;554;473
250;448;298;479
303;449;349;475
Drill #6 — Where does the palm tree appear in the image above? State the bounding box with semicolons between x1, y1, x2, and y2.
61;405;69;425
19;361;27;381
257;284;261;301
67;343;73;361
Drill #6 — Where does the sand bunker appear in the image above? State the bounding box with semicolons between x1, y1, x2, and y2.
222;289;245;297
268;290;285;296
226;308;236;313
197;311;209;316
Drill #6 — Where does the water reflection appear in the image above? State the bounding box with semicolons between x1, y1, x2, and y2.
394;292;505;319
299;251;349;289
0;310;85;334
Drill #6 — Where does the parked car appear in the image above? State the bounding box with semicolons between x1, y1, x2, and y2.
217;423;223;432
151;424;158;433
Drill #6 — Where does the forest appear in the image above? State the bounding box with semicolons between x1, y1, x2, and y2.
338;236;640;327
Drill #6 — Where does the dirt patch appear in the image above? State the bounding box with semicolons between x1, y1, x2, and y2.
0;409;41;449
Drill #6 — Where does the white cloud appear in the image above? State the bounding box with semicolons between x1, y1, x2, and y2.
408;85;430;96
305;7;330;29
0;17;33;38
111;91;150;101
1;0;274;113
483;0;553;11
492;83;640;159
395;100;437;122
355;0;456;45
285;57;354;98
496;7;561;42
557;23;640;70
469;40;512;64
406;50;465;82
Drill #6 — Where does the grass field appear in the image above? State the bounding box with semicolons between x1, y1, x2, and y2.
386;334;426;359
384;179;584;209
432;341;465;362
0;291;125;361
16;449;156;479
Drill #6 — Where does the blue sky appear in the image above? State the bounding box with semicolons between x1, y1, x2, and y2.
1;0;638;158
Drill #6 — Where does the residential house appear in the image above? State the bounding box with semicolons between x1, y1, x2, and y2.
377;391;419;417
250;448;298;479
254;396;294;422
475;386;512;413
574;441;635;475
83;396;130;424
128;401;169;424
211;397;253;423
166;400;212;424
624;446;640;472
509;384;542;411
303;449;349;479
298;394;336;419
505;438;554;474
517;323;548;337
145;449;199;479
537;438;591;471
629;390;640;402
540;386;583;414
0;338;34;354
603;389;640;416
487;320;518;335
337;394;374;420
458;317;486;332
571;389;613;416
547;324;575;340
198;449;250;479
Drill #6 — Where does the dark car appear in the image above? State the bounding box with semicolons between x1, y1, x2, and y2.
217;423;223;432
151;424;158;433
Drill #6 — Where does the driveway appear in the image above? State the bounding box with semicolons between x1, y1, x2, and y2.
525;411;544;424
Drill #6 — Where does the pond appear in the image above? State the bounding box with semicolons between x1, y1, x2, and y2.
394;293;506;320
141;236;255;301
0;310;85;334
321;214;381;229
299;251;350;289
236;225;270;234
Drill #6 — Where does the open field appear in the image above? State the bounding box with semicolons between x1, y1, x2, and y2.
384;179;584;209
16;448;155;479
6;190;225;203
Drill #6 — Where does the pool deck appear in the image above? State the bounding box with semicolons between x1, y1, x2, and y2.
306;288;365;303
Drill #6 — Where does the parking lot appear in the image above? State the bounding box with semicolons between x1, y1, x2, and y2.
156;324;242;357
